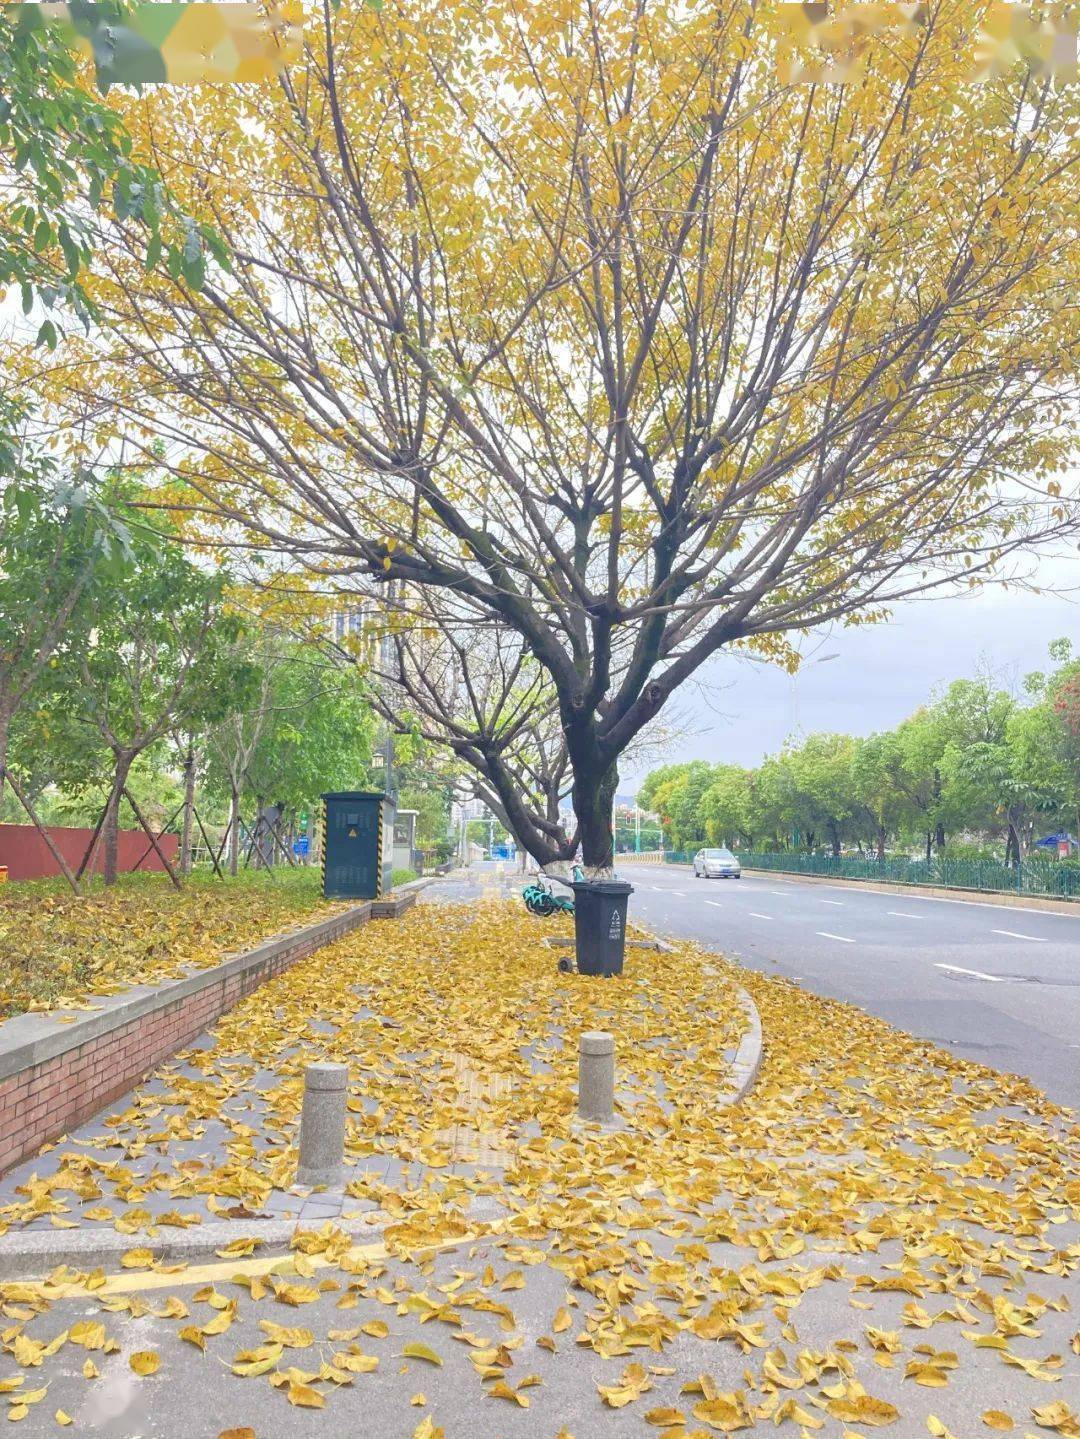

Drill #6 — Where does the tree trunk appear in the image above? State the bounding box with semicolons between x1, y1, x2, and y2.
180;743;196;876
876;822;886;860
935;821;946;852
102;751;135;886
228;785;241;877
0;712;10;814
572;759;619;878
925;829;932;863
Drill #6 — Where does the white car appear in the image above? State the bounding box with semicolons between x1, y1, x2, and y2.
693;847;741;878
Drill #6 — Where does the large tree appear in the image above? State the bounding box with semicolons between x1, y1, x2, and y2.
17;0;1080;876
0;466;127;806
34;508;240;883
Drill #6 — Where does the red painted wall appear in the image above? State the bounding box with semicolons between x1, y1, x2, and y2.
0;824;178;882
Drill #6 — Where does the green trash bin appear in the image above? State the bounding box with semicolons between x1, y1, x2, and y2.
571;879;634;976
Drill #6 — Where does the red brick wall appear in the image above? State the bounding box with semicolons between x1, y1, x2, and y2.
0;906;368;1177
0;824;179;882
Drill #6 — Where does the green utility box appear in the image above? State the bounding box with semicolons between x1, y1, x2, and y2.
321;791;395;899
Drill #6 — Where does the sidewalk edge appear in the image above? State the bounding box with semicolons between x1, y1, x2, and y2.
719;983;763;1106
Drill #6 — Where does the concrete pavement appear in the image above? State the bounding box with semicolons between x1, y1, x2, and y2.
622;862;1080;1110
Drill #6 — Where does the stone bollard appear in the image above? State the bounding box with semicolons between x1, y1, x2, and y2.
578;1031;615;1124
295;1062;348;1188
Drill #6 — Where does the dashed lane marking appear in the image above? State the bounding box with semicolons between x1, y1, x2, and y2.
936;962;1008;981
991;929;1048;942
748;912;772;920
819;899;844;906
887;911;924;918
705;900;723;908
816;931;854;944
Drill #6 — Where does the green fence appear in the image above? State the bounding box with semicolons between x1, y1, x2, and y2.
652;849;1080;898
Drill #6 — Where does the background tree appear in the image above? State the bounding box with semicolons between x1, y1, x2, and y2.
15;0;1080;883
205;636;375;870
33;510;239;883
0;466;127;811
700;766;757;850
244;648;374;840
635;640;1078;861
851;732;911;859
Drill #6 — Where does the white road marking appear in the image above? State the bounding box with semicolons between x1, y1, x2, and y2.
936;963;1008;982
816;931;854;943
748;876;1079;921
887;911;923;918
749;912;772;920
819;899;844;906
705;900;723;908
669;890;686;897
991;929;1047;942
627;863;1080;923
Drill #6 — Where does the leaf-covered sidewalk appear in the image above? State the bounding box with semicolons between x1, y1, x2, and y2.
0;895;1077;1437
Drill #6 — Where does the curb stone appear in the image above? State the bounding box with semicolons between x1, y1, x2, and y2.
718;981;764;1106
0;1195;511;1283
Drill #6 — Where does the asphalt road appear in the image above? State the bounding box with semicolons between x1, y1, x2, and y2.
620;863;1080;1111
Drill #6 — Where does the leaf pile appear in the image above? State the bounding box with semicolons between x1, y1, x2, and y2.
0;868;344;1018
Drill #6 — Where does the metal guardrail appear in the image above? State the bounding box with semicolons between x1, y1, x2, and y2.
618;848;1080;899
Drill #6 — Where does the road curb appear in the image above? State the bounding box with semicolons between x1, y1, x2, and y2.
715;979;763;1106
635;932;763;1103
0;1195;509;1283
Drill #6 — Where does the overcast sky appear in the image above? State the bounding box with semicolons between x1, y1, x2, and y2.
622;554;1080;793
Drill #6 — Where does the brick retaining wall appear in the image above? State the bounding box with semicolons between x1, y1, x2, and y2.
0;902;380;1177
